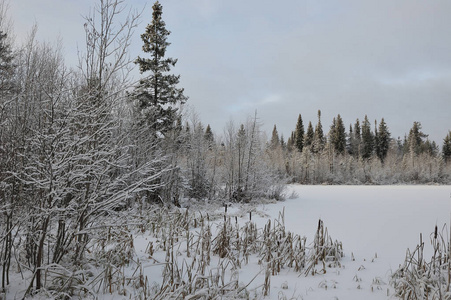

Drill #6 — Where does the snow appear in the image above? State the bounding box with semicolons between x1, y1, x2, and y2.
275;185;451;267
7;185;451;299
239;185;451;299
126;184;451;299
176;184;450;300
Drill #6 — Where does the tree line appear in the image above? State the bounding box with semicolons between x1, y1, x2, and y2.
270;111;451;184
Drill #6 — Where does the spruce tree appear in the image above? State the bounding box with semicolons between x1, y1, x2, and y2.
204;124;214;145
375;118;390;163
374;120;379;157
347;124;354;155
352;119;361;157
313;110;325;153
431;141;439;156
329;117;337;148
336;114;346;154
424;139;438;157
330;114;346;154
354;119;361;140
305;121;314;148
280;134;286;150
132;1;187;136
286;132;295;152
270;124;280;149
130;1;187;203
294;114;304;152
443;131;451;163
407;122;427;155
361;115;374;159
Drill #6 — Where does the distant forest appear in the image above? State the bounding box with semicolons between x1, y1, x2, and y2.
267;110;451;185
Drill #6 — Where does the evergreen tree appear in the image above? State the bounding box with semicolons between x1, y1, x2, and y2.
329;117;336;148
294;114;304;152
374;120;379;157
132;1;187;136
280;134;286;150
313;110;325;153
270;124;280;149
352;119;361;157
305;121;314;148
354;119;361;140
432;141;439;156
375;118;390;163
361;115;374;159
347;124;354;155
128;1;187;203
204;124;214;146
286;131;295;152
330;114;346;154
406;122;427;155
423;139;438;157
336;114;346;154
443;131;451;163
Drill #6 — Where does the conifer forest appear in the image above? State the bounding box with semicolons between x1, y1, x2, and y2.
1;0;451;299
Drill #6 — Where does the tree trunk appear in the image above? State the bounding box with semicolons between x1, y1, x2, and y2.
35;215;50;290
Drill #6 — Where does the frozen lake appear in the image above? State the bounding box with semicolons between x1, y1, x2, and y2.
99;185;451;299
246;185;451;299
275;185;451;266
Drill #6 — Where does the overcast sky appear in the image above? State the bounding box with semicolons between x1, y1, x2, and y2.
8;0;451;145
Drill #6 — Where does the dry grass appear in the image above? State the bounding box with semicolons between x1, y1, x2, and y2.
21;204;344;299
391;224;451;299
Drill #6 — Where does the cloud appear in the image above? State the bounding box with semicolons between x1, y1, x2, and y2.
260;94;282;105
193;0;221;20
9;0;451;144
225;94;283;112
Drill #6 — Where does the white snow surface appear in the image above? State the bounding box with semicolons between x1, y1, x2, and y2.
10;185;450;299
131;185;451;300
242;184;451;299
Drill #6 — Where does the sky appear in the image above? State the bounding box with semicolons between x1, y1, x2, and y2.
7;0;451;145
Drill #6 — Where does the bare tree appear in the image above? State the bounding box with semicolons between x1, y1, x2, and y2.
0;0;168;296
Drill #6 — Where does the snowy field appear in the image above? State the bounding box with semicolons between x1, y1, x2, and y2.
237;184;451;299
11;185;450;299
147;184;451;300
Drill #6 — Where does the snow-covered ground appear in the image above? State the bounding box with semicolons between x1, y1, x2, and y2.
11;185;449;299
235;184;451;299
278;185;451;269
137;184;449;300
